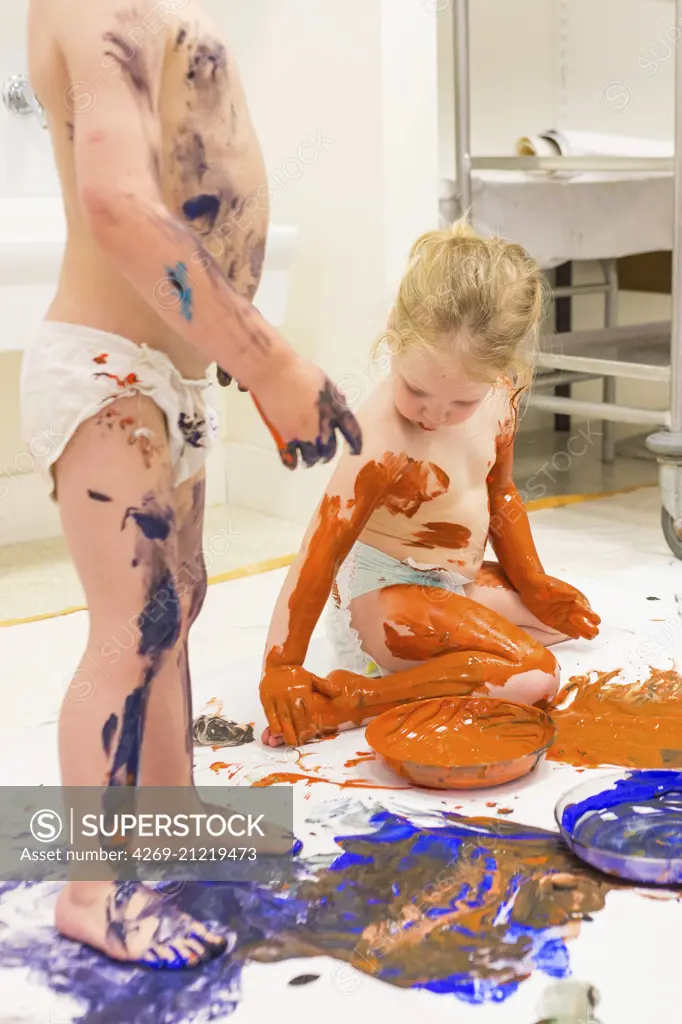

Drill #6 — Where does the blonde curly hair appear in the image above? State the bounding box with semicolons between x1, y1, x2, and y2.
375;219;547;391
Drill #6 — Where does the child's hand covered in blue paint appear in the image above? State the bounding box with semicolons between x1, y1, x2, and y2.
251;355;363;470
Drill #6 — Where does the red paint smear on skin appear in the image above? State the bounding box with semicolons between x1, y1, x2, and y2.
405;522;471;550
120;417;136;429
93;353;109;365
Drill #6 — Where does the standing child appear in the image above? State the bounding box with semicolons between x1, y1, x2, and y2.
261;222;600;746
23;0;361;969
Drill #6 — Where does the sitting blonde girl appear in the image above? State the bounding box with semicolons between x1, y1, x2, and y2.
260;221;600;746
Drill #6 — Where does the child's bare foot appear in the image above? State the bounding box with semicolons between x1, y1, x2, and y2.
56;880;227;969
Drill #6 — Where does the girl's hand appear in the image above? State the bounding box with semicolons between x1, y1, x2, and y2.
519;573;600;640
260;664;340;746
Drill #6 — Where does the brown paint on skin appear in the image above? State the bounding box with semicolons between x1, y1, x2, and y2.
379;583;550;675
498;808;514;815
480;383;599;642
548;666;682;769
248;814;625;992
261;450;556;747
474;560;515;590
405;522;471;550
381;461;450;518
267;454;446;671
487;440;599;640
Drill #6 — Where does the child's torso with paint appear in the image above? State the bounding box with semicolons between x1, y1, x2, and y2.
357;380;511;580
29;0;268;378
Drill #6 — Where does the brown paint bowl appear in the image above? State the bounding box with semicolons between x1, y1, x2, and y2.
365;696;556;790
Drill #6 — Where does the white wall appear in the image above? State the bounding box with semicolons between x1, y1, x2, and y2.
0;0;678;545
210;0;440;522
0;0;440;540
437;0;675;438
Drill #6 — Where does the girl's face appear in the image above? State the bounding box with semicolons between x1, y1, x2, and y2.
392;346;493;430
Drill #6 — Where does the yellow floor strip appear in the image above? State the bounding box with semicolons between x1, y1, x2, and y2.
0;482;656;629
525;482;654;513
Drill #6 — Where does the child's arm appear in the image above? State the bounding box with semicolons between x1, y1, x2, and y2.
487;403;600;640
261;448;407;745
58;0;360;469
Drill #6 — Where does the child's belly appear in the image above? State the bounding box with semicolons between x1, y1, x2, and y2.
361;483;491;580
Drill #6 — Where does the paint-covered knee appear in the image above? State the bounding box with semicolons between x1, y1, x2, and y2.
487;643;560;707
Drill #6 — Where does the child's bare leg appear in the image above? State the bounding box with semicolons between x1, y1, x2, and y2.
352;583;560;706
53;396;225;968
263;582;561;747
464;561;570;646
140;471;207;785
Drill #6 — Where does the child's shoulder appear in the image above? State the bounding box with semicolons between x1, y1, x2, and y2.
356;380;408;442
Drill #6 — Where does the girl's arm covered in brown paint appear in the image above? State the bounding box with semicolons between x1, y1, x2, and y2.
486;430;544;588
59;0;360;468
261;448;407;743
487;410;600;640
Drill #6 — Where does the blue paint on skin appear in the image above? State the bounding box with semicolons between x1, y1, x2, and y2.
110;496;180;786
0;810;619;1017
88;490;113;503
121;502;173;541
182;194;221;232
562;770;682;861
166;262;194;322
108;683;147;787
101;714;119;757
138;569;182;658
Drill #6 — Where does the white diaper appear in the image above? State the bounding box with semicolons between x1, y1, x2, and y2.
324;540;469;677
20;322;219;497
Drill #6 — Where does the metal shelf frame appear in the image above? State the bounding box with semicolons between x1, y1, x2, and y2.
451;0;682;548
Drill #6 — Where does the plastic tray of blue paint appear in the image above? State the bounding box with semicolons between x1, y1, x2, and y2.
555;770;682;885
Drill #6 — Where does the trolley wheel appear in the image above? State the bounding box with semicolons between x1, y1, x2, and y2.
662;507;682;560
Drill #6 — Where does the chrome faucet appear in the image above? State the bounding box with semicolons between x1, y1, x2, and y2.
2;74;47;127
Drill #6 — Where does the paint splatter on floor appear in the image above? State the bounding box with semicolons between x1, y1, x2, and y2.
0;809;626;1020
548;667;682;769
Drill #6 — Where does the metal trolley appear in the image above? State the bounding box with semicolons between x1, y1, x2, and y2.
451;0;682;558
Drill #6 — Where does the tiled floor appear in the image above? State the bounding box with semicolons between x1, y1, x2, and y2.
0;487;681;1022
